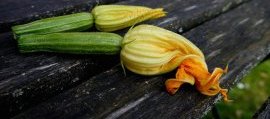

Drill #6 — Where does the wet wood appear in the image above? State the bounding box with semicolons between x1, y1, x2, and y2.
0;0;249;118
12;0;270;118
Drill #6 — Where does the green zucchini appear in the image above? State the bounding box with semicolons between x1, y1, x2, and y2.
18;32;123;55
12;12;94;38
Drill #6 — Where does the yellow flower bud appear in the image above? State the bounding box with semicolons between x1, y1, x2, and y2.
121;24;229;101
91;5;166;32
121;24;204;75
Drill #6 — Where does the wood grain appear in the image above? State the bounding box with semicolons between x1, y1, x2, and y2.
254;97;270;119
12;0;270;118
0;0;249;117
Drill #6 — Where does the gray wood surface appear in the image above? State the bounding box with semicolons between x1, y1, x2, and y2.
254;97;270;119
0;0;250;118
11;0;270;118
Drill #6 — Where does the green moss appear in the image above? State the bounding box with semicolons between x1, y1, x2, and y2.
204;59;270;119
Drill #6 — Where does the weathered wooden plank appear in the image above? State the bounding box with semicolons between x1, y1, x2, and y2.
253;97;270;119
0;0;250;118
0;0;125;33
12;0;270;118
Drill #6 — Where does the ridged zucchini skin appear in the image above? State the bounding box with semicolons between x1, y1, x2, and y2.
12;13;94;38
18;32;123;55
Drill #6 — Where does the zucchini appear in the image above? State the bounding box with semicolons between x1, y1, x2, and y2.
12;13;94;38
18;32;123;55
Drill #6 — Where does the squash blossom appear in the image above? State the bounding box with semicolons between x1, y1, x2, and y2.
91;5;166;32
121;25;229;101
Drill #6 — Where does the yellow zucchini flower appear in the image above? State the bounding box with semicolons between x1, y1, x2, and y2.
92;5;166;32
121;24;229;101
